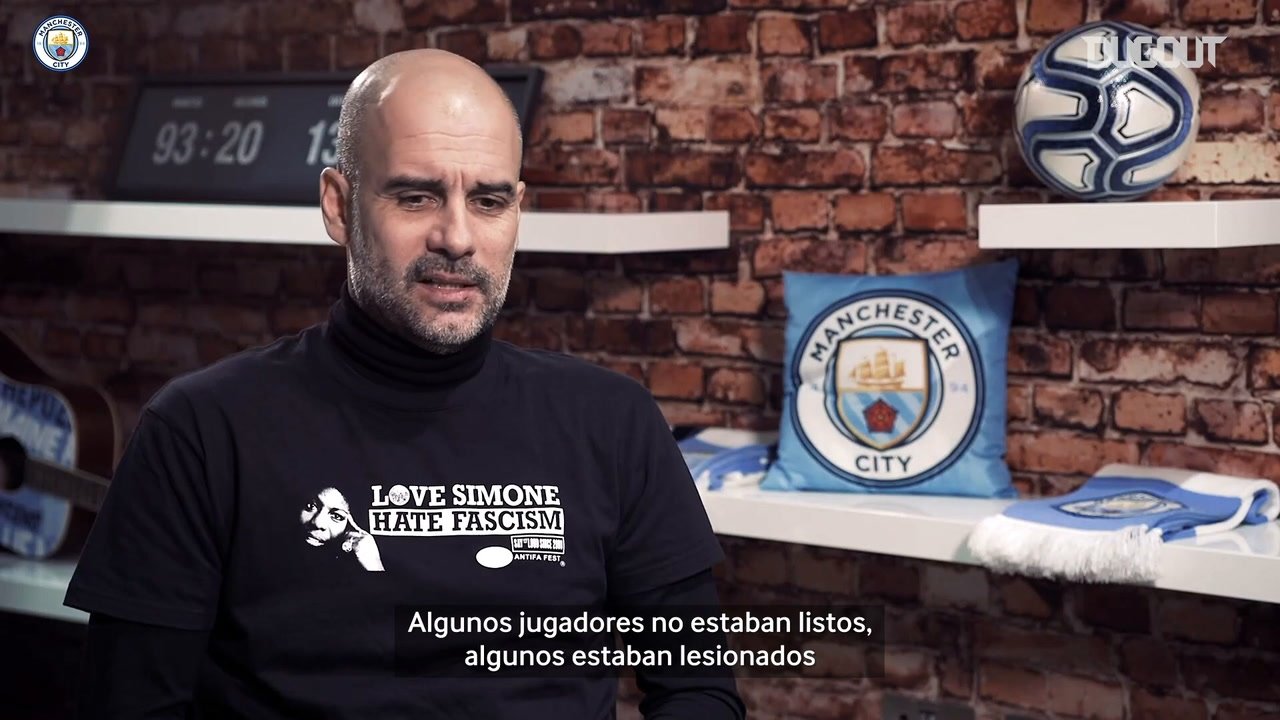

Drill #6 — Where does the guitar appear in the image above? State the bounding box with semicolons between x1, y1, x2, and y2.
0;328;119;558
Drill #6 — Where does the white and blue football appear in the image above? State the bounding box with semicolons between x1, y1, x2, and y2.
1014;21;1201;201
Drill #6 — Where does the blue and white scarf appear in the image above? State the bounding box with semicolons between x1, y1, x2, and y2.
967;464;1279;582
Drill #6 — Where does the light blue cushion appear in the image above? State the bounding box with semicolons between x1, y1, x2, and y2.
761;259;1019;498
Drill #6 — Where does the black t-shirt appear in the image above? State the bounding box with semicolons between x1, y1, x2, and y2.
65;290;726;719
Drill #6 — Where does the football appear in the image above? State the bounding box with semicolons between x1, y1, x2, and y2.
1013;21;1201;201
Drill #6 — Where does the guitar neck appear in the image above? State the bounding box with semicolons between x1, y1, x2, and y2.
19;457;110;514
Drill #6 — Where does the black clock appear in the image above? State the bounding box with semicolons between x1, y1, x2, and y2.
109;67;542;205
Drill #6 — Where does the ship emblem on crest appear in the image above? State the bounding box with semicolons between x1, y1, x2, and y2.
835;337;929;450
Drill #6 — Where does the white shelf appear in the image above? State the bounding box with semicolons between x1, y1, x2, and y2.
701;487;1280;605
0;555;85;623
4;489;1275;624
0;198;729;254
978;198;1280;249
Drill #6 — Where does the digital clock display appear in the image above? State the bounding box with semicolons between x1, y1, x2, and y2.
110;69;541;205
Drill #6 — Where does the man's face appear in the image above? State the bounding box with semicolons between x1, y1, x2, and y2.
343;82;524;352
302;488;351;546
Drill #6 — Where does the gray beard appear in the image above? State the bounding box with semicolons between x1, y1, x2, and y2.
345;201;511;354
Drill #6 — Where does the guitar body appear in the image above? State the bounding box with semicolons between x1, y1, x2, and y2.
0;329;118;558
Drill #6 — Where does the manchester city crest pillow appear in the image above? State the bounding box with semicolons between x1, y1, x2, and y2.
761;259;1019;498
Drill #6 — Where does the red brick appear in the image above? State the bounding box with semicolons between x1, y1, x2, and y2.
762;108;821;142
770;191;828;231
858;557;919;601
1145;442;1280;482
739;323;784;363
997;577;1059;619
960;94;1015;137
1183;656;1280;703
580;22;632;56
706;107;759;142
656;401;725;428
654;108;706;141
530;24;582;59
886;2;953;46
533;272;587;312
587;191;642;213
523;147;619;186
1270;0;1280;22
1007;431;1139;475
534;190;586;211
788;546;858;596
648;361;704;400
650;277;705;315
1131;689;1209;720
1027;0;1086;33
834;193;896;231
1123;290;1199;330
1033;386;1104;430
1192;399;1267;444
565;317;675;355
1006;383;1032;422
638;17;686;56
406;0;502;26
501;315;562;352
1165;247;1280;285
1012;285;1039;326
872;144;1001;185
637;59;759;106
532;110;595;145
1102;0;1174;23
1120;637;1179;688
1249;346;1280;389
977;621;1114;675
1044;285;1116;330
588;277;643;313
901;192;966;231
1159;596;1240;644
955;0;1017;39
753;238;866;277
437;29;487;63
487;28;528;62
816;9;877;50
875;238;983;275
1076;584;1151;633
884;649;932;689
975;47;1035;90
626;150;738;188
733;543;789;586
710;281;766;315
1181;0;1257;22
762;60;838;104
1081;339;1237;386
1200;90;1266;133
880;52;973;92
693;13;752;55
705;193;766;231
707;367;766;405
979;664;1046;708
1047;675;1124;720
1202;293;1277;334
844;56;880;93
758;16;811;56
891;100;959;138
746;150;863;188
1113;390;1187;434
1008;330;1072;376
1213;701;1280;720
601;109;649;144
829;102;888;141
923;565;988;610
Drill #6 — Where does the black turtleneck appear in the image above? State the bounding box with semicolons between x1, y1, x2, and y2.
315;284;502;411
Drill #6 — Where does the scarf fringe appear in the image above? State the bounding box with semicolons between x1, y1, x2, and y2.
966;514;1164;583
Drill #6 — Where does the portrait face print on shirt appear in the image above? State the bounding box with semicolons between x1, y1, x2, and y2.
301;487;385;572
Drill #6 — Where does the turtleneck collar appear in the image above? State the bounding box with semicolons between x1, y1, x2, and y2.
314;283;498;411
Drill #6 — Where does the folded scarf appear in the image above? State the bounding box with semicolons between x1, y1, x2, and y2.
967;463;1280;583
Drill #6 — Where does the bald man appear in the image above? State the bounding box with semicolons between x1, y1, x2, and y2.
65;50;743;719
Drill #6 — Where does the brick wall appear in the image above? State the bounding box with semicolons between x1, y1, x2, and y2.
2;0;1279;718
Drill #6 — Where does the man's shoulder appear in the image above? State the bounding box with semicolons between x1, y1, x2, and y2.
493;340;651;404
148;331;313;418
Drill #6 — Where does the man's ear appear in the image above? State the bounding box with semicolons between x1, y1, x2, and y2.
320;167;353;248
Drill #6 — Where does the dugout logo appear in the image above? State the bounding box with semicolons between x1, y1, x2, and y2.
32;16;88;72
791;292;982;488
